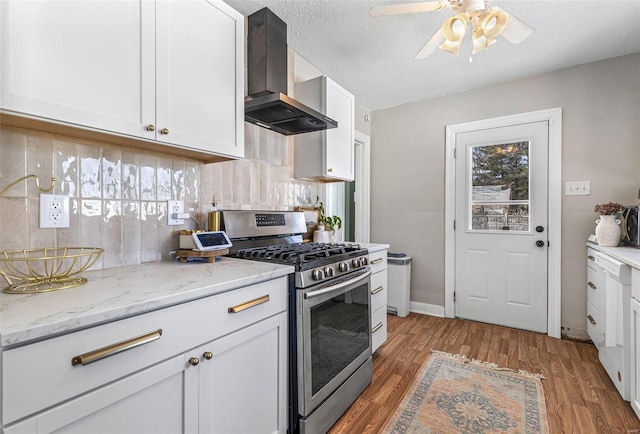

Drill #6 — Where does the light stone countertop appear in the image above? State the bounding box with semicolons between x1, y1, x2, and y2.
586;242;640;269
0;258;294;348
359;242;390;253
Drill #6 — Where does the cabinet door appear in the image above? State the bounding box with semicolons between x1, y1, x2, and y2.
198;312;288;434
631;298;640;418
0;0;155;139
324;79;355;180
4;355;198;434
156;0;244;158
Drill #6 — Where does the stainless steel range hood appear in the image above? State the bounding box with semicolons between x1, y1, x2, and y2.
245;8;337;136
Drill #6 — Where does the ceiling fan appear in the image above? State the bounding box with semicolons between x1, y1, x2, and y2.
369;0;534;59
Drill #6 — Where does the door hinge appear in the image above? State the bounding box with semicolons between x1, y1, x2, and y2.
548;240;550;247
453;147;457;158
453;220;456;230
453;291;456;302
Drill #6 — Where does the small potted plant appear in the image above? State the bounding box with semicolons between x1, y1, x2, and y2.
594;202;624;247
314;196;342;241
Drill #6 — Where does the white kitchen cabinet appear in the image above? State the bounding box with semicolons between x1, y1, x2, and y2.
630;268;640;418
587;249;632;401
369;248;388;352
0;0;243;160
199;313;287;433
294;76;355;182
1;277;287;433
587;248;604;347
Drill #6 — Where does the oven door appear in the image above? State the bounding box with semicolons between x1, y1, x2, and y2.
297;267;372;417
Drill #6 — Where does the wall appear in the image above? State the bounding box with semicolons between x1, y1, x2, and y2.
370;53;640;333
0;123;325;268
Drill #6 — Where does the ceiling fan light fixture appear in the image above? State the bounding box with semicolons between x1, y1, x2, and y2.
441;14;469;42
481;8;509;40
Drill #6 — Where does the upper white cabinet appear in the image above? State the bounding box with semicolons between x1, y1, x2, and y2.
294;76;355;182
0;0;244;161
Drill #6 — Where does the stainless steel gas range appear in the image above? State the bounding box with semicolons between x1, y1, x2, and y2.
222;210;372;434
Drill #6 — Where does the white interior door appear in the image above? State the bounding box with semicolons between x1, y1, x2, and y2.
455;121;549;333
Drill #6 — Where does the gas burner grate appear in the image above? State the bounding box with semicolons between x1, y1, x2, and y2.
235;242;361;264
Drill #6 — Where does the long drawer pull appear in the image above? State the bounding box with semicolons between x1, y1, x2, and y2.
71;329;162;366
228;295;270;313
588;255;595;261
587;315;596;325
372;322;384;333
587;282;597;289
370;258;384;264
371;285;384;295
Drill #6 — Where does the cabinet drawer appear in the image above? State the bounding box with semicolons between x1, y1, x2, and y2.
2;277;287;424
371;307;387;353
371;270;387;313
587;266;600;304
369;250;387;274
587;300;602;348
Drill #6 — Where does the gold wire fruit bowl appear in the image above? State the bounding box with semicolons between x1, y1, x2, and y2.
0;247;104;294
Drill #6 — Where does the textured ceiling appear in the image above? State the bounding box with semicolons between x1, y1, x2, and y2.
225;0;640;110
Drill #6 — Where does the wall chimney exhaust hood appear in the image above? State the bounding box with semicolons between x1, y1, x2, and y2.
245;8;337;136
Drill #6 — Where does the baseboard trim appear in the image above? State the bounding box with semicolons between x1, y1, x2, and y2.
409;302;445;317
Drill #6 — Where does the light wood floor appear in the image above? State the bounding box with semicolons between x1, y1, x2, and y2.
328;313;640;434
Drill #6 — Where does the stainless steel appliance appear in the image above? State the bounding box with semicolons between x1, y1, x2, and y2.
622;205;640;247
222;210;372;434
245;8;338;136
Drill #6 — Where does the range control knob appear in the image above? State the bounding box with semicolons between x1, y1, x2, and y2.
338;262;349;272
324;266;334;277
352;258;361;268
312;269;325;281
361;257;368;265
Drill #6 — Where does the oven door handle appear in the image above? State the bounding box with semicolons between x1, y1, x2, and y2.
304;269;372;300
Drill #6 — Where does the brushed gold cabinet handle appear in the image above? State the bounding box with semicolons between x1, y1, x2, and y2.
372;322;384;333
189;357;200;366
203;352;213;360
588;255;595;261
228;294;270;313
587;315;596;325
371;285;384;295
160;128;169;135
71;329;162;366
145;124;155;132
370;258;384;264
587;282;596;289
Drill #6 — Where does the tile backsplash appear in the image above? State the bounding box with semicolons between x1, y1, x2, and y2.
0;124;324;268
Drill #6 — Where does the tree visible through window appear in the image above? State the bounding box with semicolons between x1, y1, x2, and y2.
470;141;530;231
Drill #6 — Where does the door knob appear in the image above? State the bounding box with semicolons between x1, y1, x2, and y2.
535;240;545;247
189;357;200;366
203;352;213;360
160;128;169;135
535;226;544;233
145;124;155;132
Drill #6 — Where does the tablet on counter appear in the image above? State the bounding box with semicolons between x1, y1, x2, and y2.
192;231;233;251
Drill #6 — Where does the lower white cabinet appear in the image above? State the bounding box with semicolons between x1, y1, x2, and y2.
1;278;288;434
630;269;640;419
370;249;388;353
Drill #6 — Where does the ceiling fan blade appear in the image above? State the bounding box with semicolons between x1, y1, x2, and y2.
415;28;445;59
369;1;450;18
500;11;534;44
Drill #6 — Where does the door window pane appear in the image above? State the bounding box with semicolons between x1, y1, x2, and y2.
470;141;530;231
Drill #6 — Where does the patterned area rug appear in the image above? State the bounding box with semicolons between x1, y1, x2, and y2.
383;351;548;434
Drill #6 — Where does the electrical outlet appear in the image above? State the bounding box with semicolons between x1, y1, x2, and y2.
167;200;185;225
39;194;70;228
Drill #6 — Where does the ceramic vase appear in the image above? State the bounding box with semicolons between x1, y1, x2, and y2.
329;228;342;243
595;215;621;247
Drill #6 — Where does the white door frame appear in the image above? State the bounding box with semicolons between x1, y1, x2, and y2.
325;130;370;243
444;108;563;338
354;130;371;243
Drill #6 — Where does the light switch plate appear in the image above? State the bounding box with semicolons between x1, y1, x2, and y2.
39;194;70;228
565;181;591;196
